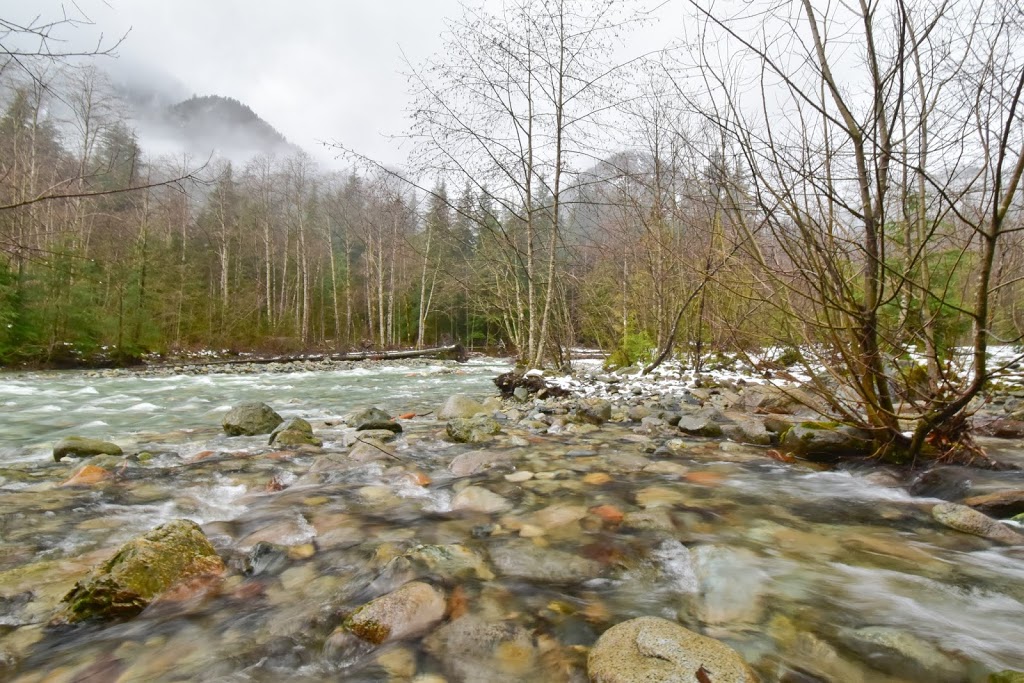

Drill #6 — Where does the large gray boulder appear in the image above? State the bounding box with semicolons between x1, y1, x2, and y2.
222;402;283;436
587;616;757;683
438;394;487;420
53;436;122;462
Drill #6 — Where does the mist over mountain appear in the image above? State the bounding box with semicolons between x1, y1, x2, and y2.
109;65;299;162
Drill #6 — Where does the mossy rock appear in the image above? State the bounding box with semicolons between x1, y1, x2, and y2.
446;415;502;443
781;424;873;462
991;671;1024;683
269;418;322;447
59;519;224;622
53;436;122;462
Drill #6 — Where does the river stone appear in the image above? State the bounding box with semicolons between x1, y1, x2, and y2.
350;407;403;433
406;544;495;581
676;409;724;437
425;614;538;683
449;449;517;476
577;399;612;425
782;423;873;461
723;418;772;446
349;437;396;463
222;402;283;436
931;502;1024;543
450;486;511;513
838;626;965;682
53;436;123;462
438;394;487;420
340;581;446;645
269;418;322;447
59;519;224;622
587;616;757;683
907;466;973;500
961;490;1024;518
692;545;766;626
489;539;602;583
446;415;502;443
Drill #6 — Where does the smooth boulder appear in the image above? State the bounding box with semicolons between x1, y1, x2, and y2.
446;415;502;443
222;402;283;436
576;398;612;425
932;502;1024;544
349;407;403;433
438;394;487;420
489;540;601;584
269;417;322;447
59;519;224;622
53;436;122;462
587;616;757;683
339;581;446;645
425;614;538;683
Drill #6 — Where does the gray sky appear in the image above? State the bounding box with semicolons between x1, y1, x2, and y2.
4;0;679;167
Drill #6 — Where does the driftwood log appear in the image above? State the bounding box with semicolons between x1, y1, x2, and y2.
146;344;468;370
494;371;569;399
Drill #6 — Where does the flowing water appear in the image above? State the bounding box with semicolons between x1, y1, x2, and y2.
1;359;1023;682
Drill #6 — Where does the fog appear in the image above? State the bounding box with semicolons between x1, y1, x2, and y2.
1;0;679;168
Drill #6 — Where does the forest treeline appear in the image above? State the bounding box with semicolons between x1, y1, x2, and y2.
3;0;1024;458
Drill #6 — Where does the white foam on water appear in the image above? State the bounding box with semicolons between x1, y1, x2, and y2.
78;420;109;428
126;402;160;412
71;386;99;396
28;404;63;413
0;384;37;396
828;562;1024;670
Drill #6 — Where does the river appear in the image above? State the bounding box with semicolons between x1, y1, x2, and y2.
1;359;1023;681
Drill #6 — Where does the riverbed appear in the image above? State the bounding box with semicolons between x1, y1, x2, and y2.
1;359;1023;681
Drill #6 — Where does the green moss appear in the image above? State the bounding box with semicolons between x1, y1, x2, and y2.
797;421;842;430
990;671;1024;683
59;519;223;622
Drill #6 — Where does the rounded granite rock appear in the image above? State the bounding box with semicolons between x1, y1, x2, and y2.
587;616;757;683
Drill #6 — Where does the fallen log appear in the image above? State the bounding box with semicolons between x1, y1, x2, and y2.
145;344;468;370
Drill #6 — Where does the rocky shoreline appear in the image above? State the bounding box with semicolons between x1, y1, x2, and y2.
3;359;1024;681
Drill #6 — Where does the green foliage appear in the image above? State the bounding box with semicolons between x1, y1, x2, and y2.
881;226;975;359
604;329;654;370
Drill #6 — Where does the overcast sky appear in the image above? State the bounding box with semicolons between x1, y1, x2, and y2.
3;1;680;168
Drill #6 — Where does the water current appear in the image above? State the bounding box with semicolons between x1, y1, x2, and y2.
1;358;1022;682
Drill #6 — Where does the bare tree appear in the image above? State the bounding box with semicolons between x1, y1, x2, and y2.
678;0;1024;461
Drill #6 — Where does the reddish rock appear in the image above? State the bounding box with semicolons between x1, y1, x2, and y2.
59;465;111;487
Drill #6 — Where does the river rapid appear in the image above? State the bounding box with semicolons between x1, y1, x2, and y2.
1;358;1023;682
